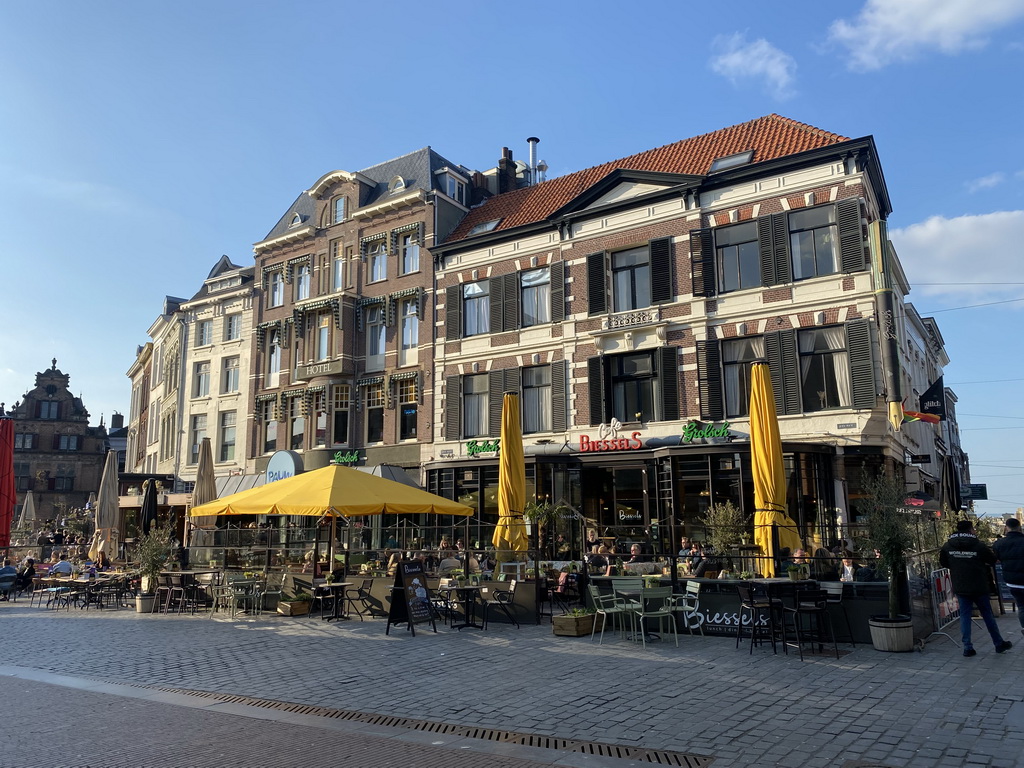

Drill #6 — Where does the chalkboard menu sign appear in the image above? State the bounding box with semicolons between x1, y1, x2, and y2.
385;560;437;636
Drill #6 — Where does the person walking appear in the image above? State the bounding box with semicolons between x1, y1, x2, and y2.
940;520;1012;657
993;517;1024;639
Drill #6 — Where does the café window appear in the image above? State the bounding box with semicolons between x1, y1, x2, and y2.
365;382;385;443
332;384;350;446
723;337;764;418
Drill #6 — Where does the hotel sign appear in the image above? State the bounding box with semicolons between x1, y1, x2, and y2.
296;359;345;378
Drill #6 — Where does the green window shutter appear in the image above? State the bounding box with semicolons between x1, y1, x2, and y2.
690;229;715;297
489;276;504;334
650;237;674;303
551;360;567;432
765;329;800;415
837;198;865;273
587;356;605;426
445;285;461;340
696;340;724;421
502;273;519;332
587;252;607;315
549;261;565;322
488;370;504;437
444;375;461;441
846;319;876;408
503;367;521;395
659;346;680;421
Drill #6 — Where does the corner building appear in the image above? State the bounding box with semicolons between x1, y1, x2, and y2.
429;114;950;551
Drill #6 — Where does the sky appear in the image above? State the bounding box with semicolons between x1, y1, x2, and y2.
1;0;1023;517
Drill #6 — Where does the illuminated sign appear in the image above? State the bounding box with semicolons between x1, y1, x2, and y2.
466;439;500;456
681;421;731;443
332;450;361;465
579;418;644;453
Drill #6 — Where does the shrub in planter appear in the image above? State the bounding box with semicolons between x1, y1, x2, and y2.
278;591;313;617
552;608;602;637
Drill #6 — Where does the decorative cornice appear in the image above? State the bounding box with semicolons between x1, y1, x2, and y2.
351;189;425;219
253;225;315;254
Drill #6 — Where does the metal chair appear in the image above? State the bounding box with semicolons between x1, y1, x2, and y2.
482;579;520;628
667;580;705;637
588;586;632;644
632;587;677;649
821;582;856;646
783;586;839;660
736;583;778;654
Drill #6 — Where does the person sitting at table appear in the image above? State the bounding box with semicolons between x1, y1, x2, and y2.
0;559;16;600
776;547;794;572
438;536;453;553
839;557;857;582
626;543;648;564
15;558;36;593
49;553;73;576
95;551;112;571
438;551;462;576
678;536;693;557
811;547;839;580
465;552;481;575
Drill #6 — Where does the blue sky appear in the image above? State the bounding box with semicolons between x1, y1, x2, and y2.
2;0;1023;517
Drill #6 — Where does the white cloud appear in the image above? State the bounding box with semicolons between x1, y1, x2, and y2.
890;211;1024;302
709;34;797;99
829;0;1024;71
966;172;1006;193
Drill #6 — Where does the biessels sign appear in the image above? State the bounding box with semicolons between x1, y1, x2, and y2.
578;418;644;453
266;450;303;484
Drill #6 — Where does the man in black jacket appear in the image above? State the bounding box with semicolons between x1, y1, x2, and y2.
939;520;1012;657
993;518;1024;638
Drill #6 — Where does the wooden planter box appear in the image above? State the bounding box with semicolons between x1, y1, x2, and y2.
277;601;310;617
552;613;602;637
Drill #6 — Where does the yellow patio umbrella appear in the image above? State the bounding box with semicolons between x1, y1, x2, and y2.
749;362;802;576
188;463;473;518
492;392;528;555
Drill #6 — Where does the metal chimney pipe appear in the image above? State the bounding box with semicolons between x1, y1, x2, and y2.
527;137;540;186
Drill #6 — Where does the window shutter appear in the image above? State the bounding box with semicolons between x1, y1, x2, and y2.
52;433;60;450
551;360;567;432
503;367;521;395
696;340;724;421
448;286;464;339
549;261;565;322
846;319;876;408
765;329;800;415
837;198;865;273
488;371;504;437
489;276;504;334
690;229;715;297
759;213;791;286
659;346;680;421
502;272;519;331
757;215;776;286
650;237;674;303
444;376;461;441
586;252;607;315
587;356;605;426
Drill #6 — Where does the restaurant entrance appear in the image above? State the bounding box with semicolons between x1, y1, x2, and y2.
581;463;655;552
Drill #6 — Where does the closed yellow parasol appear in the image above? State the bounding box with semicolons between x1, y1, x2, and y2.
492;392;528;554
750;362;802;576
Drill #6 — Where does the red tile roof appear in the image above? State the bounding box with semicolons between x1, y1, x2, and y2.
446;114;850;244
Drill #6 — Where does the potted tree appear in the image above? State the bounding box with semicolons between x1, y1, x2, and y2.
699;501;748;573
133;526;174;613
859;471;917;652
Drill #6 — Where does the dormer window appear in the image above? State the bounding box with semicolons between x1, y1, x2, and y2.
333;197;346;224
709;150;754;173
446;175;466;205
289;213;303;228
469;219;501;235
388;175;406;194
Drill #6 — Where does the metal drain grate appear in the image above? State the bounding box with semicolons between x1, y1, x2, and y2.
157;686;711;766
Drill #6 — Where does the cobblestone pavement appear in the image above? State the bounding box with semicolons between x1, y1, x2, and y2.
2;601;1023;767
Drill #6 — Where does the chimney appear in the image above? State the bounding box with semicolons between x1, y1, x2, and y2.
527;137;540;185
111;412;124;430
498;147;517;194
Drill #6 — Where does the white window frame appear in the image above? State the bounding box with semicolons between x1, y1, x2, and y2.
194;361;211;398
222;356;240;394
400;233;420;274
295;263;311;301
219;411;236;462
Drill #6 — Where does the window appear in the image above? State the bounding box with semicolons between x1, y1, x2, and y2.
366;304;385;368
790;206;838;280
799;328;851;411
333;197;346;224
57;435;80;451
14;433;36;449
316;315;331;361
332;385;350;446
267;330;282;386
716;222;759;293
469;219;501;235
398;379;417;440
463;374;489;438
611;246;651;312
389;175;406;194
289;396;304;450
160;410;176;461
295;263;311;300
723;337;765;417
224;314;242;341
400;233;419;274
522;366;552;434
520;267;551;327
222;356;240;393
368;241;387;282
331;239;344;292
611;352;656;423
219;411;236;462
313;391;327;447
39;401;59;420
268;271;284;307
189;414;207;464
194;362;210;397
399;299;418;366
53;469;74;491
261;400;277;453
463;282;489;337
196;320;213;347
15;462;31;492
709;150;754;173
366;383;384;443
446;174;466;204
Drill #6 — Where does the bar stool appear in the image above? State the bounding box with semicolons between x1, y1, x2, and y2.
736;583;777;654
784;586;839;660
